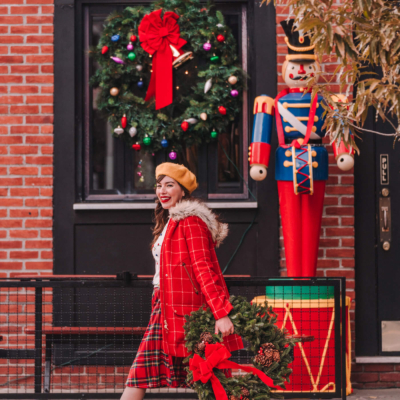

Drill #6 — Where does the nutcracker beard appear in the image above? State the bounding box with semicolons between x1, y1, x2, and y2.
278;181;326;277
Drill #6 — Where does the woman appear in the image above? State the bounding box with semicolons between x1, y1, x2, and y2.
120;162;243;400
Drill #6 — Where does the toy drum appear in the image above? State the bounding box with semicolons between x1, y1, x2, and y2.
252;286;352;395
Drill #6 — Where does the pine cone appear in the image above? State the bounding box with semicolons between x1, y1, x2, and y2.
228;395;240;400
241;387;250;397
254;353;273;367
194;342;206;354
272;350;281;363
261;343;276;355
200;331;214;344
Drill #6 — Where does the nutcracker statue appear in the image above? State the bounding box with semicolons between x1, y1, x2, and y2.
249;19;355;277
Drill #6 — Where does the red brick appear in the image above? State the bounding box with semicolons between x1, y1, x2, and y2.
11;46;39;54
0;36;24;44
42;6;54;13
11;65;38;74
26;56;53;64
0;105;7;113
11;6;39;14
25;116;53;124
26;156;53;164
10;230;38;238
0;16;23;24
27;16;53;24
0;96;23;104
326;228;355;236
0;262;22;270
341;197;354;205
10;188;39;196
41;86;53;94
26;136;53;144
40;229;52;238
326;269;355;278
0;76;22;84
10;209;38;218
41;250;53;259
10;106;39;114
380;373;400;382
26;95;53;104
40;125;53;133
41;27;53;34
0;178;22;186
0;136;23;144
341;176;354;184
342;259;355;268
25;219;52;228
10;25;39;34
26;240;52;249
0;199;22;206
342;238;355;247
317;259;340;268
40;209;52;217
27;35;53;44
10;251;39;259
342;217;354;226
26;261;53;270
11;126;39;134
41;105;53;114
25;177;52;186
0;240;22;248
25;199;51;207
10;167;38;175
325;207;354;216
41;166;52;175
0;156;23;164
26;76;53;84
326;249;355;258
326;186;354;195
10;146;38;155
41;65;53;73
10;86;39;94
41;146;53;154
40;188;52;196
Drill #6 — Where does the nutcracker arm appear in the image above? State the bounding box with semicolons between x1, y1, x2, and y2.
249;95;274;181
330;94;355;171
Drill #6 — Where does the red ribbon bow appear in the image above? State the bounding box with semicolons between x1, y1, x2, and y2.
189;343;279;400
139;9;187;110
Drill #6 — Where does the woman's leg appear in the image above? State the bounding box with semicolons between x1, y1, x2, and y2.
120;386;146;400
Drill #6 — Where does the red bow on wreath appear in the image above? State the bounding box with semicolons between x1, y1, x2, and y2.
189;343;279;400
139;9;187;110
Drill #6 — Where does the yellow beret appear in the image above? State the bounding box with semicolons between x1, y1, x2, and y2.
155;162;198;194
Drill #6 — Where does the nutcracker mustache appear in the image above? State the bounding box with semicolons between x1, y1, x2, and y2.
291;75;309;81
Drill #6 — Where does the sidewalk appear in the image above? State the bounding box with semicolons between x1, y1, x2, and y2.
333;389;400;399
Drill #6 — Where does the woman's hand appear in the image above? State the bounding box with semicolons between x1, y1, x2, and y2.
215;315;234;338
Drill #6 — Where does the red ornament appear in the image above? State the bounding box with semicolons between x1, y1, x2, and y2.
217;34;225;42
101;45;108;55
218;106;227;115
121;114;127;129
132;143;141;151
181;121;189;131
130;34;137;42
139;9;187;110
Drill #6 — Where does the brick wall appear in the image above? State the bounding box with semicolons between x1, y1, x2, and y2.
0;0;53;278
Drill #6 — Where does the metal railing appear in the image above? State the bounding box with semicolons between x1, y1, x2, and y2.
0;274;346;399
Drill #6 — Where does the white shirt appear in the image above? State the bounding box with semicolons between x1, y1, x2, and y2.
152;218;170;287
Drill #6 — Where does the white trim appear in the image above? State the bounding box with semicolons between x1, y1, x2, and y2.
73;202;258;210
356;356;400;364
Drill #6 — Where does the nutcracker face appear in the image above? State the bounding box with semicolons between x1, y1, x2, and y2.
283;60;320;88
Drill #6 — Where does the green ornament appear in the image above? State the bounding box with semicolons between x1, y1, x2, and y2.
211;129;218;139
143;136;151;145
127;52;136;61
210;55;219;62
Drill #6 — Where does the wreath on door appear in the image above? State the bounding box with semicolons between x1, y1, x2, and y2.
89;0;246;156
183;296;296;400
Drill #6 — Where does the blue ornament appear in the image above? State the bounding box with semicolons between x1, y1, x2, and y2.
161;139;168;148
111;34;120;42
137;80;144;88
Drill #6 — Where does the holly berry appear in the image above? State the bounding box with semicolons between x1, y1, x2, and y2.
130;34;137;42
181;121;189;131
217;34;225;42
218;106;227;115
121;114;127;129
101;46;108;55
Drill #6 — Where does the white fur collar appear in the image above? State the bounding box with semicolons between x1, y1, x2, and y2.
169;199;228;248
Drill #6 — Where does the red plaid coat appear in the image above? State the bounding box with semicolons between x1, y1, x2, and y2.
159;199;244;357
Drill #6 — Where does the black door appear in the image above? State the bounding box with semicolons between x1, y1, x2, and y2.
355;101;400;356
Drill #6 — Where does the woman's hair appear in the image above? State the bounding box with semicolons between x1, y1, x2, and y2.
150;174;191;248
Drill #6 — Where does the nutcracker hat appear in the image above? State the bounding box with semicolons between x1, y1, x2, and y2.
281;19;316;62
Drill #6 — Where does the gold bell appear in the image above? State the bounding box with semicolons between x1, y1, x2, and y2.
170;45;194;69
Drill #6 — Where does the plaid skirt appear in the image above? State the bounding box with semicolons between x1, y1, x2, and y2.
126;287;232;389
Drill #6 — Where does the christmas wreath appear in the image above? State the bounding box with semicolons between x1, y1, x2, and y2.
90;0;246;156
183;296;295;400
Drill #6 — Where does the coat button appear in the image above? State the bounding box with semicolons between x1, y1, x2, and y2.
165;274;168;277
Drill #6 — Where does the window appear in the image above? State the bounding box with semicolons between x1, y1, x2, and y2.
81;3;249;202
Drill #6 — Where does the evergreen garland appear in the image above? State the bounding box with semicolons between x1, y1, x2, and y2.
183;296;296;400
89;0;246;154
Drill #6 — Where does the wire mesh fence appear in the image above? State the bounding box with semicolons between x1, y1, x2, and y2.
0;275;346;399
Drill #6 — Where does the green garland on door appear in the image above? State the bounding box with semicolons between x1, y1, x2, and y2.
89;0;246;155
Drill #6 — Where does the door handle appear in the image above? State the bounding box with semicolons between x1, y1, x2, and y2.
379;194;391;250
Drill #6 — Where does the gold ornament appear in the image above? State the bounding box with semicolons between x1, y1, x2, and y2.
200;113;207;121
228;76;238;85
110;87;119;96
